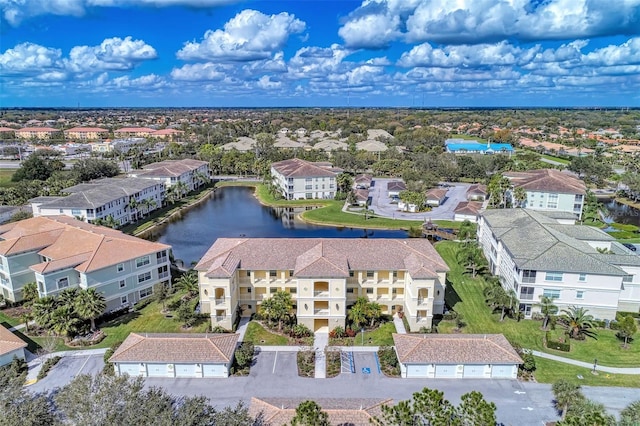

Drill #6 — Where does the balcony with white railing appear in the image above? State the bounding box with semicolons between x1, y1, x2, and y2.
417;297;434;306
313;290;330;297
314;309;330;315
157;255;168;265
416;316;430;323
214;298;226;305
215;316;227;322
158;271;170;280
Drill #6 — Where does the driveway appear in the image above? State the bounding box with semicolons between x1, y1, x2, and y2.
368;178;471;221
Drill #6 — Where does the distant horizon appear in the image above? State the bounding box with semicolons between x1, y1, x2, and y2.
2;1;639;108
2;106;639;111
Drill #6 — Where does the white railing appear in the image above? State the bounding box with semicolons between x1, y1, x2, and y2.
314;309;330;315
214;298;226;305
314;291;329;297
215;316;226;321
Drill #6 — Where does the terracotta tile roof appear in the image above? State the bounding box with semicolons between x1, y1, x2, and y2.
16;127;59;132
504;169;586;195
0;216;169;274
454;201;482;215
65;127;108;132
271;158;338;178
354;174;372;184
114;127;155;133
151;129;184;135
393;333;523;365
0;127;16;132
426;188;448;200
354;189;369;202
467;184;487;195
196;239;448;280
0;324;27;356
135;159;208;178
387;181;406;191
109;333;239;363
248;397;391;426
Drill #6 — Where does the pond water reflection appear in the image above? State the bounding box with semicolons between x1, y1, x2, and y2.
145;186;408;266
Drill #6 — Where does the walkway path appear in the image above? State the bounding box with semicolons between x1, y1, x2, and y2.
529;350;640;374
236;317;250;342
314;332;328;379
393;314;406;334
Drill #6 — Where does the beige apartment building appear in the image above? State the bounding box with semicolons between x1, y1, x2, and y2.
15;127;61;140
195;238;449;332
64;127;109;140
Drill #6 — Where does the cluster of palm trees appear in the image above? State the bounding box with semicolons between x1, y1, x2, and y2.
347;297;383;329
483;278;520;322
259;290;294;332
28;286;106;342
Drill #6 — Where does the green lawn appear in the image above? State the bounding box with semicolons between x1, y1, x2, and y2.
540;154;570;165
532;357;640;388
0;169;17;187
355;322;397;346
0;310;21;327
243;321;289;346
434;241;640;368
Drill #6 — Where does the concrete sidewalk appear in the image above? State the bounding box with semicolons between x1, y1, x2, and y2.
314;332;328;379
529;350;640;374
393;314;406;334
236;317;250;342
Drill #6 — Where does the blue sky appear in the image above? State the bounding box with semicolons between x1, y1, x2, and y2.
1;0;639;107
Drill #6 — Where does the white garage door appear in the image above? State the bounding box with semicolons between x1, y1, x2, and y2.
146;363;167;377
463;365;485;378
118;363;141;377
203;364;225;378
434;365;456;378
491;364;514;378
175;364;197;377
407;365;428;378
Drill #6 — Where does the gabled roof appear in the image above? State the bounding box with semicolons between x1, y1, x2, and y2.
0;324;27;356
134;159;208;178
504;169;586;195
195;238;448;279
271;158;337;178
65;127;108;132
454;201;481;215
0;216;169;274
16;127;59;132
249;397;391;426
393;333;523;365
356;140;388;152
481;209;630;276
114;127;155;133
426;188;448;200
109;333;239;363
467;184;487;195
387;181;406;191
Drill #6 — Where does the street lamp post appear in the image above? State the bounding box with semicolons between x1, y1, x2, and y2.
592;358;598;374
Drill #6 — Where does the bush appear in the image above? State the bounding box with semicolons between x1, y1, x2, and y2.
290;324;313;339
345;327;356;338
234;342;255;370
378;346;400;377
210;325;230;333
37;356;61;380
617;311;640;320
521;351;536;372
443;310;458;320
329;326;346;339
297;350;315;378
133;297;153;312
531;312;544;321
545;332;570;352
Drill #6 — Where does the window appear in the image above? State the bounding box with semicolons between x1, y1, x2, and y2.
520;286;535;300
305;193;312;199
136;255;150;268
137;271;151;283
574;204;583;211
543;289;561;299
522;270;537;283
349;271;354;277
246;271;251;277
71;209;81;216
117;263;125;273
623;275;634;283
269;270;277;277
305;185;313;190
366;288;373;294
247;305;252;309
547;193;558;209
545;271;563;282
121;295;128;305
289;288;297;294
346;288;354;294
270;288;277;294
366;271;374;278
37;281;44;293
289;270;294;277
119;280;126;288
579;273;587;282
57;277;69;289
156;251;167;261
575;194;584;202
139;287;153;299
576;291;584;299
247;287;252;293
305;178;312;182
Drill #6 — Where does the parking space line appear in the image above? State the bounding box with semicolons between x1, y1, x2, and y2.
272;351;278;374
77;355;91;376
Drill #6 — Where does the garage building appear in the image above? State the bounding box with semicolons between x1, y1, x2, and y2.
109;332;239;378
0;324;27;367
393;333;522;379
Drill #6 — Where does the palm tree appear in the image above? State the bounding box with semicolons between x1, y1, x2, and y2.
348;297;369;329
21;281;39;306
457;220;475;245
58;287;80;308
260;290;293;331
126;197;139;221
535;295;558;330
50;305;81;342
512;186;527;208
174;271;199;298
193;171;210;188
559;306;598;340
172;181;189;200
552;379;584;420
366;301;382;327
32;296;58;330
484;282;517;321
456;245;487;278
74;288;106;331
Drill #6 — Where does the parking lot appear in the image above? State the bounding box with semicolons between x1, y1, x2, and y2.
28;354;104;394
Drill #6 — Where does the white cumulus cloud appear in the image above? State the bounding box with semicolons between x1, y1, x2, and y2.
66;36;157;73
0;42;63;75
176;9;306;62
170;63;227;81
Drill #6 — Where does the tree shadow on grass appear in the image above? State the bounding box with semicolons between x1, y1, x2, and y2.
97;311;141;329
11;329;41;353
444;278;462;310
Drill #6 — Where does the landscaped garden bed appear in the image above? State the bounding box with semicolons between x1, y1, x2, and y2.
325;350;341;378
377;346;400;377
297;350;315;378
